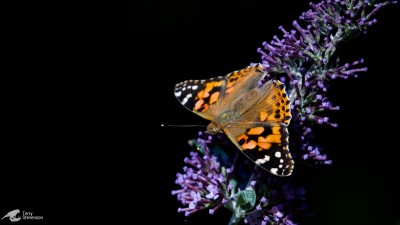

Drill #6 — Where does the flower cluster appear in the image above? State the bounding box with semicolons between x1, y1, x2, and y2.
172;132;308;225
172;0;396;224
171;133;233;217
256;0;397;160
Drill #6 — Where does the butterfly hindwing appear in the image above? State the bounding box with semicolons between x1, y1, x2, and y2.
226;123;294;176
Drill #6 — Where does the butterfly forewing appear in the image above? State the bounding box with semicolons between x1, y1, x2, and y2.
174;64;294;176
174;76;226;120
174;65;265;117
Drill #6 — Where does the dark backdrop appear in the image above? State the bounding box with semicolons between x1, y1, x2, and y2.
1;1;399;224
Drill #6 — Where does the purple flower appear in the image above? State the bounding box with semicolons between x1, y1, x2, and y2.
172;0;397;224
256;1;396;170
260;197;267;204
173;132;310;224
257;0;393;135
171;135;233;216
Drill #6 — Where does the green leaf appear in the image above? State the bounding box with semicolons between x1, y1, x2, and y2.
237;189;256;211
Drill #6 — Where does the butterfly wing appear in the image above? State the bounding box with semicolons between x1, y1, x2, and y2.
174;64;265;121
174;65;294;176
223;80;294;176
174;76;224;121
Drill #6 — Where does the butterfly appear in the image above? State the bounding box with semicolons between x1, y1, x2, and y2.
174;64;294;176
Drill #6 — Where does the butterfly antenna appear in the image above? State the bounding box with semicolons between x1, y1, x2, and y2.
161;124;206;128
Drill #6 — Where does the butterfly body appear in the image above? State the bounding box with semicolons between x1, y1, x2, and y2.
174;64;294;176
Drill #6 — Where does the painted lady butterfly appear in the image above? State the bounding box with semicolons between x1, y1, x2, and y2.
174;64;294;176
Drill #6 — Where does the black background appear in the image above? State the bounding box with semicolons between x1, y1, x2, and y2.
2;1;399;224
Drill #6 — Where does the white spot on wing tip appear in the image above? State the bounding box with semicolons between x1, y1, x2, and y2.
255;155;270;165
271;168;278;174
192;85;198;90
275;152;281;158
182;93;192;105
175;91;182;97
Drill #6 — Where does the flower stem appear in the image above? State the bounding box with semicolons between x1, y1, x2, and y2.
228;213;243;225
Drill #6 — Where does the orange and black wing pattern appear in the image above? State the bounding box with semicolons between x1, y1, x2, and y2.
174;64;265;120
174;65;294;176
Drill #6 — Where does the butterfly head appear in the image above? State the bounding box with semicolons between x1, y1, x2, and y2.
206;121;222;134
